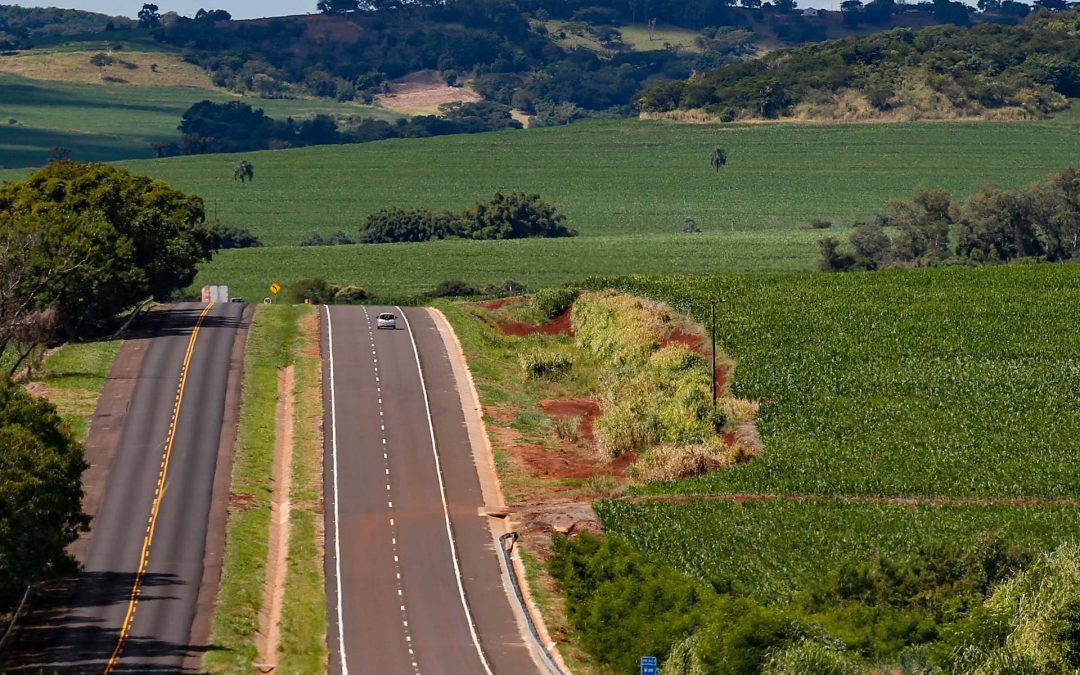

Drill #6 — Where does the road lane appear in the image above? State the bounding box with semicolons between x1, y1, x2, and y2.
323;305;538;675
35;302;245;673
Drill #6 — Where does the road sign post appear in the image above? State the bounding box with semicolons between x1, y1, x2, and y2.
269;282;281;295
641;656;658;675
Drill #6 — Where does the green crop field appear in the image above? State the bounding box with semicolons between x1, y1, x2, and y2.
583;264;1080;603
592;265;1080;499
194;229;822;303
93;118;1080;247
0;73;397;169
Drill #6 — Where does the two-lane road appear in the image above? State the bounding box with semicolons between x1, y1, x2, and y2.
33;302;245;673
322;305;540;675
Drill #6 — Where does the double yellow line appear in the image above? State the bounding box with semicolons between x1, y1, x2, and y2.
104;303;214;674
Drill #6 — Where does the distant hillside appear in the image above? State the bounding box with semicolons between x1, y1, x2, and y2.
637;7;1080;122
0;5;135;48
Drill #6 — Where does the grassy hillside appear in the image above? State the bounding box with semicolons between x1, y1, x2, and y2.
0;73;398;168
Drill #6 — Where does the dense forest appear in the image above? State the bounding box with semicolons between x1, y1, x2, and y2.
637;7;1080;120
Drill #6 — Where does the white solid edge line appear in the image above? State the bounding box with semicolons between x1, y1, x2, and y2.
397;306;495;675
324;306;350;675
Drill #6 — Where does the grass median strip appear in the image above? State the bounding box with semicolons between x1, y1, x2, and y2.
29;341;122;442
204;304;326;673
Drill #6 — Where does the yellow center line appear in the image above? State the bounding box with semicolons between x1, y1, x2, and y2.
104;302;214;674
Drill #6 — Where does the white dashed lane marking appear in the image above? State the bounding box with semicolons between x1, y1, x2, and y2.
361;306;421;675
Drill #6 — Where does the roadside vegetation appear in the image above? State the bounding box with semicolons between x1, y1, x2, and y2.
204;304;326;672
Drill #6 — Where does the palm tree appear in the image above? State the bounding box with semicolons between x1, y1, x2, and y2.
233;160;254;183
709;147;727;173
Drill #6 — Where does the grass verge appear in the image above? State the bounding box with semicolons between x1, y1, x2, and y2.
29;341;121;441
203;304;325;673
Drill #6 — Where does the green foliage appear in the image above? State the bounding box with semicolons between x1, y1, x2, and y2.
548;533;715;674
426;279;479;298
762;641;863;675
530;287;580;320
212;223;262;249
298;230;355;247
0;377;88;608
939;544;1080;674
359;208;453;244
0;161;215;338
455;192;577;240
519;349;573;381
638;10;1080;119
285;278;336;304
590;266;1080;498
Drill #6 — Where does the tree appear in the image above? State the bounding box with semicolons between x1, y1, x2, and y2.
0;378;89;608
317;0;360;14
709;147;728;173
233;159;254;183
454;192;576;240
137;3;161;28
740;0;763;7
0;162;217;338
46;146;71;163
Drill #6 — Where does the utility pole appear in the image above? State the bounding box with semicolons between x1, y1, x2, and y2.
709;298;723;406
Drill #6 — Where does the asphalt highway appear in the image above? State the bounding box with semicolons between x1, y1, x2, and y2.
38;302;245;673
322;306;539;675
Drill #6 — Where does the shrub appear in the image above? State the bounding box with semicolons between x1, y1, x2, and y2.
454;192;576;240
520;349;573;381
427;279;479;298
810;220;834;229
530;287;579;320
359;207;452;244
286;277;336;304
762;641;863;675
333;285;370;304
298;230;355;246
212;223;262;249
482;279;527;296
553;416;580;442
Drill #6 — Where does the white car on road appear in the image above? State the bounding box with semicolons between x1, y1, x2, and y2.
376;312;397;330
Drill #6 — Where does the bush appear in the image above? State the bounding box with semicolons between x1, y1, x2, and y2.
530;287;579;320
520;349;573;381
286;277;336;304
482;279;527;296
212;223;262;249
426;279;479;298
333;285;370;304
298;230;355;246
454;192;576;240
359;208;453;244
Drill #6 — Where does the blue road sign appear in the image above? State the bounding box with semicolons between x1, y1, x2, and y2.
641;656;658;675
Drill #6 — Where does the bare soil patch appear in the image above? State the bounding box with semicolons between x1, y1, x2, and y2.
375;69;481;116
499;309;573;337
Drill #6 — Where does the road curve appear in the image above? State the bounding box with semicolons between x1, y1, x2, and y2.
322;305;540;675
32;302;245;673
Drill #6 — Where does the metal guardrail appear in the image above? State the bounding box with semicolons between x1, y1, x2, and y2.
498;532;565;675
0;584;32;652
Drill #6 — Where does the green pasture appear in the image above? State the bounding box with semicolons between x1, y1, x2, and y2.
0;73;398;168
593;264;1080;499
618;24;704;51
93;118;1080;248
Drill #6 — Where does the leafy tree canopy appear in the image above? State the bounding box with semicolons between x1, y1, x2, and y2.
0;378;88;608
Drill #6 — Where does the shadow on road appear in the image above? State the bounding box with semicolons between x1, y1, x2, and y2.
2;571;217;674
124;305;243;341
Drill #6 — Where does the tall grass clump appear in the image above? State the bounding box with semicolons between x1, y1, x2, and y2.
530;287;579;320
519;348;573;381
572;291;760;478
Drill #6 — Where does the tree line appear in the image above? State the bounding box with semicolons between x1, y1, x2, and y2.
154;99;521;157
819;168;1080;272
0;162;219;607
637;7;1080;120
